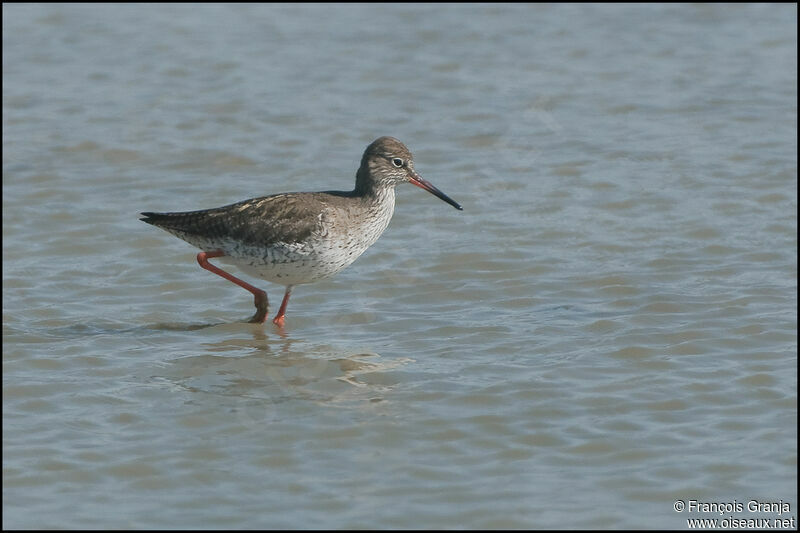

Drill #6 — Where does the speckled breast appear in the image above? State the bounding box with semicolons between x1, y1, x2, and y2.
220;190;395;286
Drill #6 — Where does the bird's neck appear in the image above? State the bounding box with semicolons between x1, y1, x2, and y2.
354;166;394;205
354;165;374;196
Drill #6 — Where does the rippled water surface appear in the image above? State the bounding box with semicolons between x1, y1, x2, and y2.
3;4;797;529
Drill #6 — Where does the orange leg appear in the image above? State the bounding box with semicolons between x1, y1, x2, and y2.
196;251;268;323
272;285;293;327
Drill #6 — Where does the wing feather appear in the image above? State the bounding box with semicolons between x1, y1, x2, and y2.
140;192;336;248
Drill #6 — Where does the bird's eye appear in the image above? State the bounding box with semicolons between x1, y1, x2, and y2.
391;158;404;168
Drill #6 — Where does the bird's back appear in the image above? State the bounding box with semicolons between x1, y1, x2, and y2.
141;189;395;285
141;192;344;250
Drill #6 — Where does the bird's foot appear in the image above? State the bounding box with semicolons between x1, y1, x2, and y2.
248;291;269;323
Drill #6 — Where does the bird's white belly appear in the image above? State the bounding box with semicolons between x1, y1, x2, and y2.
218;197;394;286
221;239;365;285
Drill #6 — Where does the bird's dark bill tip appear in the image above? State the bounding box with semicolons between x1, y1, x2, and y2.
410;176;463;211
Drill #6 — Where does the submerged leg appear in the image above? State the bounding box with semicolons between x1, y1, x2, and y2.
196;251;268;323
272;285;293;327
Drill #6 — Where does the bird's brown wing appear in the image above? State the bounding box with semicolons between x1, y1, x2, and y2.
140;192;338;249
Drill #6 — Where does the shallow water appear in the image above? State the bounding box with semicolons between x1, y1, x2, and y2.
3;3;797;529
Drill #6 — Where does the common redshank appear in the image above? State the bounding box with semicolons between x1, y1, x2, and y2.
141;136;462;327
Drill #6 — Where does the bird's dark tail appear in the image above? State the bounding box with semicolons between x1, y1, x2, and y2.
139;211;170;226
